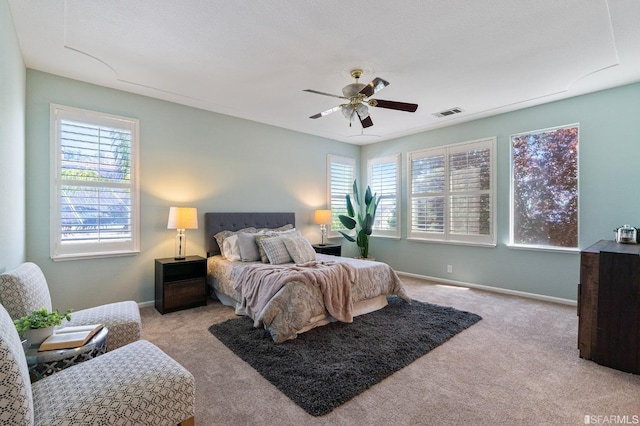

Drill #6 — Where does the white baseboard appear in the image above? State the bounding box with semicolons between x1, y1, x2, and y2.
396;271;577;307
138;300;154;308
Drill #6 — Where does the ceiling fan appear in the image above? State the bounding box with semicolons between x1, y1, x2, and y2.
304;69;418;129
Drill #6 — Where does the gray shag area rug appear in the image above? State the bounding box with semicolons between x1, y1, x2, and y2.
209;296;482;416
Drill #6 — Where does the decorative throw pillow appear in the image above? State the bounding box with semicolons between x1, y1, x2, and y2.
272;224;294;232
255;234;277;263
237;232;261;262
256;224;294;234
283;236;316;264
255;230;301;263
261;236;293;265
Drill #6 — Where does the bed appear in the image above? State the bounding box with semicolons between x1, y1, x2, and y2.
205;212;411;342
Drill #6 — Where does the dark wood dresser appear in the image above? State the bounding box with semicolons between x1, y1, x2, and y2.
578;240;640;374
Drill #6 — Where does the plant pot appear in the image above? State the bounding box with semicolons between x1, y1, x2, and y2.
25;326;54;347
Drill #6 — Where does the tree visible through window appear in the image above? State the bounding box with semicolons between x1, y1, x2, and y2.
511;124;579;248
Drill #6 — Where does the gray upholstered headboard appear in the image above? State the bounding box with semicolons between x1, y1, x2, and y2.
205;212;296;257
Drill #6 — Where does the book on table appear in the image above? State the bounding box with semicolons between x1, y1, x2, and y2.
38;324;104;351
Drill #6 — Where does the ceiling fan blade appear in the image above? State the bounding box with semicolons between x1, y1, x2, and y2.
370;99;418;113
359;77;389;97
309;105;342;119
303;89;347;100
357;112;374;128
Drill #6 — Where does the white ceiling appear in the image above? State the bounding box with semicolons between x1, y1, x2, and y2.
8;0;640;145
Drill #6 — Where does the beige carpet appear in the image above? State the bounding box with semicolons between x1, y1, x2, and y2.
140;277;640;426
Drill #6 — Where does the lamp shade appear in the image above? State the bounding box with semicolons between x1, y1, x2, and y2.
167;207;198;230
314;209;332;225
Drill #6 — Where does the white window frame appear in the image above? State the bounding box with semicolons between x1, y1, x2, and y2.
407;137;496;246
509;124;580;252
50;104;140;261
367;154;401;238
327;154;355;238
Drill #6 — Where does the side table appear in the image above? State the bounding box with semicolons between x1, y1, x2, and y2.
155;255;207;314
24;327;109;382
313;243;342;256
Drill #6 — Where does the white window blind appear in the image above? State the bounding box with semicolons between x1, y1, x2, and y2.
368;154;400;238
408;137;496;245
50;104;140;260
327;155;355;235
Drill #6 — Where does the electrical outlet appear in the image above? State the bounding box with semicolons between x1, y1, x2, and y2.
447;264;453;273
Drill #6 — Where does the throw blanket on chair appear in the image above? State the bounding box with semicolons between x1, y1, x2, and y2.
234;261;357;325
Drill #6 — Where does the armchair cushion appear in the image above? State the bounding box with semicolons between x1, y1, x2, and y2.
66;301;141;351
32;340;195;426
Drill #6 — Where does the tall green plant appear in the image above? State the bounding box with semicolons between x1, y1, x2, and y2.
338;180;380;258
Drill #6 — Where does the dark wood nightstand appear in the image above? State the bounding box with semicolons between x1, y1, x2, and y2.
155;255;207;314
313;244;341;256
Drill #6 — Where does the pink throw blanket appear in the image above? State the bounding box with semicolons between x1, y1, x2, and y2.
234;260;357;325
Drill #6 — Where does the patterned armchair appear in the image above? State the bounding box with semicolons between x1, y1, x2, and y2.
0;302;195;426
0;262;141;351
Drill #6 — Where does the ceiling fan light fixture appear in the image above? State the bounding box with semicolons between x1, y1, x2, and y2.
355;103;369;119
342;83;366;98
341;104;356;120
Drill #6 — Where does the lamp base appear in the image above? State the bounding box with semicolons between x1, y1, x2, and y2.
175;230;187;260
320;224;327;246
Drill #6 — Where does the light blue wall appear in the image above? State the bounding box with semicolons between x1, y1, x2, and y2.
0;0;27;273
25;70;359;311
21;69;640;307
361;83;640;300
12;2;640;306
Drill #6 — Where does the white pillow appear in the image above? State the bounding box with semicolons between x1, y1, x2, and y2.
222;234;241;261
283;236;317;263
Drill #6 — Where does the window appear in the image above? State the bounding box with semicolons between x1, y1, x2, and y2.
327;155;355;236
408;137;496;245
50;104;140;260
368;154;401;238
510;124;579;250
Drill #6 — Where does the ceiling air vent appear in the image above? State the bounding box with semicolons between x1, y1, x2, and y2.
433;107;463;118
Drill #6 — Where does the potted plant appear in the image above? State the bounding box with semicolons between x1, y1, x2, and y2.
14;307;73;346
338;180;380;259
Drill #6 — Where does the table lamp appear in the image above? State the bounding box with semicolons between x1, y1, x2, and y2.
167;207;198;260
314;209;332;246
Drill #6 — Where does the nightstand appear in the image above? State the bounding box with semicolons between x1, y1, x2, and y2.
313;243;341;256
155;256;207;314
